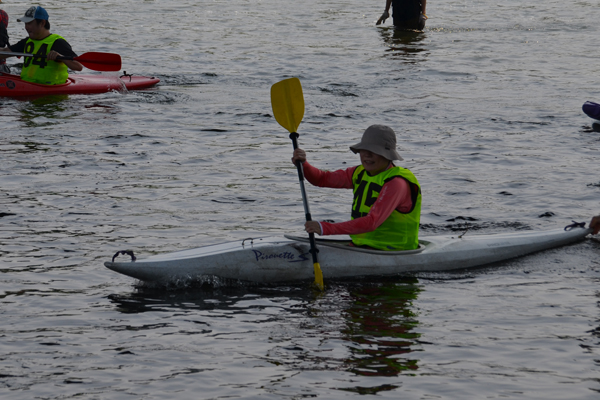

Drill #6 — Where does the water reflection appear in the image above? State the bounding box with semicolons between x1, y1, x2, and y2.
108;284;312;314
108;277;423;395
379;26;427;61
16;95;70;127
12;95;123;128
341;278;422;380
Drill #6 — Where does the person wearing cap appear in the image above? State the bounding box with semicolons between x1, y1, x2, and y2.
376;0;427;31
291;124;422;251
0;6;82;84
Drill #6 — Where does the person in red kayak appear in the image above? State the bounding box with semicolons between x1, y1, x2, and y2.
0;6;82;84
0;7;9;73
376;0;427;31
291;125;422;251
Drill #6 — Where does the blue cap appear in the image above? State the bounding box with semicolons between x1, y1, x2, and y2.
17;6;49;23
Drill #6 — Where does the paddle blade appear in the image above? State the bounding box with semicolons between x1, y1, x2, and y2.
75;52;122;72
271;77;304;133
313;262;324;291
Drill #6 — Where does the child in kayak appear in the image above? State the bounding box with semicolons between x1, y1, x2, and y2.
291;124;422;251
0;6;82;84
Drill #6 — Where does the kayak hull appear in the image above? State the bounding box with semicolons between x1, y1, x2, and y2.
104;226;592;284
0;73;159;97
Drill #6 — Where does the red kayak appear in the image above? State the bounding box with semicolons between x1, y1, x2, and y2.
0;72;159;98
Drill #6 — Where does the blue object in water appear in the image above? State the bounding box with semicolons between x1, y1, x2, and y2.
582;101;600;120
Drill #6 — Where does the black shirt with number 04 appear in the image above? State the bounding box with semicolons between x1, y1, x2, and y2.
9;37;78;60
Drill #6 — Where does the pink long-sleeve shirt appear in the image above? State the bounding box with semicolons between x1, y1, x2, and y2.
302;162;413;236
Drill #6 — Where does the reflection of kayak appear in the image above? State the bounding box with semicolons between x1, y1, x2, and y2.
104;224;592;284
583;101;600;120
0;72;159;98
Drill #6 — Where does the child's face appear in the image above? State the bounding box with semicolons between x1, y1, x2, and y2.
25;20;45;40
359;150;390;175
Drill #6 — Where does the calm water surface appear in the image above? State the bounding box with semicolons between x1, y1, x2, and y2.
1;0;599;398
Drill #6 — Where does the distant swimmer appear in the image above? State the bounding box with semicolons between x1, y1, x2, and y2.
376;0;427;31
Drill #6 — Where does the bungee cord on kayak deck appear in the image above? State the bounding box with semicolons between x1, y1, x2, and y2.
564;221;587;231
111;250;136;263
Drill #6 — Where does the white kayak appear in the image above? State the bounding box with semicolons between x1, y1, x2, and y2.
104;223;592;284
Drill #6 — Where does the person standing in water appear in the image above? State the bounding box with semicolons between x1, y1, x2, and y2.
376;0;427;31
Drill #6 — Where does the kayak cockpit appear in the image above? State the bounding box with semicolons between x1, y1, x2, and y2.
283;234;426;255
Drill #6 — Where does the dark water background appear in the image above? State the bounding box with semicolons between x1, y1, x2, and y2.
1;0;599;398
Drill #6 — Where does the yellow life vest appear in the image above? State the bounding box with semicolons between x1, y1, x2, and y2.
21;34;69;85
350;165;421;251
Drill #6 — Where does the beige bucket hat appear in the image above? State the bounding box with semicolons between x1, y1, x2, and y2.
349;125;403;161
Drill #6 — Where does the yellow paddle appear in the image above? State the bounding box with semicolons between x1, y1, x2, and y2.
270;77;324;291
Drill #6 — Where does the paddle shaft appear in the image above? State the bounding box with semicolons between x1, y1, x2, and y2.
290;132;320;266
3;52;121;72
